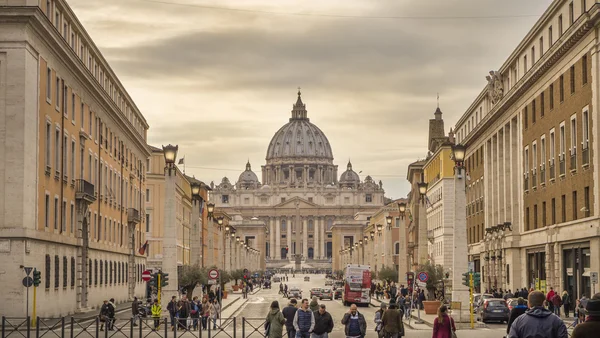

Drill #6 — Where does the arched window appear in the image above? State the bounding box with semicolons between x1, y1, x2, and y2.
308;247;314;259
45;254;51;289
394;242;400;255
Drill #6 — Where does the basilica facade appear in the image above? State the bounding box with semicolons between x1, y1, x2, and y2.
211;92;385;267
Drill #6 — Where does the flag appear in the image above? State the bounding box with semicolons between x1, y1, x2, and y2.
178;158;185;165
138;240;148;255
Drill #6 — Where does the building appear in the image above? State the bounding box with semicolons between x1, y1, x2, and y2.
406;160;427;271
0;0;150;316
455;0;600;298
211;91;385;270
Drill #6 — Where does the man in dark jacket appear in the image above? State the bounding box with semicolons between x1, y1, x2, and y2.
572;293;600;338
282;299;298;338
167;296;178;330
312;304;334;338
508;291;567;338
382;303;404;337
132;297;140;326
341;304;366;338
506;297;527;335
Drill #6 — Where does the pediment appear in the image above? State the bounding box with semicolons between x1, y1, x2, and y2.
273;196;318;209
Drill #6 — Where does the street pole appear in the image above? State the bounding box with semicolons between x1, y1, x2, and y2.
470;273;474;329
414;271;423;324
158;273;161;305
32;284;37;327
26;282;29;324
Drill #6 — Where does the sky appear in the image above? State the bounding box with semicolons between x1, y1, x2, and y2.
68;0;554;199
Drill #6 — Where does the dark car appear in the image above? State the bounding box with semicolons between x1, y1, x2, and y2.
320;288;333;300
273;276;281;283
479;298;509;323
333;287;343;299
263;280;271;289
310;288;322;298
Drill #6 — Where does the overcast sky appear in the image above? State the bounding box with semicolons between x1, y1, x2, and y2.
69;0;553;199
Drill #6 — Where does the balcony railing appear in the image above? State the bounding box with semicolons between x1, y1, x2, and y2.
559;159;566;176
570;154;577;171
524;175;529;191
583;147;590;166
75;179;96;203
540;168;545;185
549;164;555;180
127;208;141;224
532;173;537;188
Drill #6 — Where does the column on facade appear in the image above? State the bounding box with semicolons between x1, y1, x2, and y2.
303;218;308;258
269;218;275;259
287;216;292;259
322;218;327;258
314;218;319;259
289;165;294;184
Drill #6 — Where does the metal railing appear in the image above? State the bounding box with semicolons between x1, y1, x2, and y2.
75;179;96;203
241;318;285;338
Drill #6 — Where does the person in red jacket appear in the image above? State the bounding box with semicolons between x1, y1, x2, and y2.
547;287;556;313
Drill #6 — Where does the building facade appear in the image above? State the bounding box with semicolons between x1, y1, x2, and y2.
406;160;427;271
211;91;385;269
0;0;150;316
456;0;600;298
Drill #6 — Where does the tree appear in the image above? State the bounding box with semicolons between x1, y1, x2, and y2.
378;265;398;284
417;262;445;300
231;269;244;285
179;264;208;298
219;270;232;289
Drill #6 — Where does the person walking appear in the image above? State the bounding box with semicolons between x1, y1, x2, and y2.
210;299;220;330
310;297;319;312
107;298;116;331
382;302;404;338
167;296;178;330
178;296;191;331
432;305;455;338
282;299;298;338
131;296;140;327
99;300;109;331
552;291;563;317
374;303;386;338
506;297;528;336
151;299;162;330
312;304;334;338
201;297;210;330
572;293;600;338
266;301;286;338
293;299;315;338
341;304;366;338
507;291;568;338
546;287;556;313
191;296;201;331
562;291;571;318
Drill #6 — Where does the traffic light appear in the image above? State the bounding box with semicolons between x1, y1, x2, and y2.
406;272;414;284
149;272;158;288
161;272;169;287
473;272;481;287
462;272;470;287
33;268;41;287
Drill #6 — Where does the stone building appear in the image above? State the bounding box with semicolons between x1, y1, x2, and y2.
0;0;150;316
455;0;600;298
211;91;385;269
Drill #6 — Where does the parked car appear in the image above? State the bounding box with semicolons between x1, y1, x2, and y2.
320;288;333;300
310;288;322;298
478;298;509;323
273;276;281;283
288;287;302;299
333;287;342;299
324;280;333;286
304;276;310;282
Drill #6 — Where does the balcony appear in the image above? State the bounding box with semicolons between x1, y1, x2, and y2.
127;208;141;224
75;179;96;203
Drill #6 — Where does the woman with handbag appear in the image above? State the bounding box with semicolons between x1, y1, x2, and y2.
432;305;456;338
374;303;386;338
265;301;286;338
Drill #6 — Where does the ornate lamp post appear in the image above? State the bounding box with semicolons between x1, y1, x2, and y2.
161;144;179;310
450;143;469;313
190;181;203;267
386;215;393;230
399;202;407;219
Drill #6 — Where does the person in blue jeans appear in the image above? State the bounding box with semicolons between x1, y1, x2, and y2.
282;299;298;338
293;299;314;338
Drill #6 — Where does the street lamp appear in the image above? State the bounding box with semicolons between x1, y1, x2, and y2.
386;215;393;230
207;203;215;219
364;235;368;243
217;217;224;231
376;224;383;236
370;230;375;239
398;202;407;219
418;181;428;204
451;143;467;178
190;181;201;199
236;236;240;242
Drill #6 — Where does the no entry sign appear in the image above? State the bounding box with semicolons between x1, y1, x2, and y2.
142;270;152;282
417;271;429;283
209;269;219;280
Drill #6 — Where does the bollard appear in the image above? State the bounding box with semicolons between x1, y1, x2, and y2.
130;317;134;338
36;317;40;338
61;317;65;338
2;316;5;338
70;317;74;338
26;316;30;338
95;317;99;338
164;318;168;338
232;317;236;338
241;317;245;338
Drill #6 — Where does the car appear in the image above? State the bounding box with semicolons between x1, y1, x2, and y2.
263;280;271;289
475;293;493;312
479;298;509;323
310;288;322;298
288;287;302;299
304;276;310;282
273;276;281;283
333;287;343;299
320;288;333;300
324;280;333;286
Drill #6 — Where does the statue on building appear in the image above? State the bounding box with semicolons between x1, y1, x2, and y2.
486;70;504;105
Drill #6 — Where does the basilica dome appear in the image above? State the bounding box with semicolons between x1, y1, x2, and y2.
339;161;360;184
265;91;334;162
238;161;259;183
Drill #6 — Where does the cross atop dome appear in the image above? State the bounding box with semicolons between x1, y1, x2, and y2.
246;159;252;171
291;87;309;121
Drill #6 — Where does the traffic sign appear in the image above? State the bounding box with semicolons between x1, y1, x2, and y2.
22;276;33;288
468;262;474;273
209;269;219;280
591;272;598;284
142;270;152;282
24;267;33;276
207;279;217;285
417;271;429;283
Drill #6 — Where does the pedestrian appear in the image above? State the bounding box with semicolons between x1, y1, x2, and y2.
418;290;426;310
282;299;298;338
382;301;404;338
293;299;315;338
403;296;411;319
432;305;455;338
310;296;319;312
552;291;563;316
562;291;571;318
167;296;178;330
546;287;556;313
131;296;140;326
107;298;116;331
507;291;567;338
201;297;210;330
374;303;386;338
572;293;600;338
266;301;286;338
506;297;528;336
191;296;201;330
178;295;191;331
210;298;220;330
341;304;366;338
312;304;334;338
151;299;161;330
99;300;109;331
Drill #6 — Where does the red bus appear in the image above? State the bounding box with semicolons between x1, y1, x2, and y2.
342;264;371;306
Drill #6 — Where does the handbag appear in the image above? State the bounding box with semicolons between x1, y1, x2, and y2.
448;313;457;338
264;321;271;336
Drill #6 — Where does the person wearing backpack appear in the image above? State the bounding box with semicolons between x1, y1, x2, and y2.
191;296;201;330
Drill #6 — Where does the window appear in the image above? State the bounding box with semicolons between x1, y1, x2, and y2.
365;194;373;203
540;37;544;55
145;189;150;202
88;111;93;135
54;197;59;230
222;195;229;204
552;198;556;224
46;67;52;101
542;201;547;227
524;146;530;190
540;92;545;117
572;190;578;220
525;207;530;231
45;194;50;228
549;84;554;109
281;197;286;203
583;109;589;149
559;15;563;36
344;196;350;204
146;213;150;232
94;260;98;286
395;242;400;255
70;203;74;234
71;140;76;180
534;204;538;228
559;75;564;102
541;136;546;182
569;2;574;24
582;0;587;13
531;46;535;66
584;186;590;217
549;26;553;46
45;122;51;169
104;260;108;285
560;123;566;164
550;129;556;165
561;194;567;222
71;93;75;121
62;200;66;232
63;135;68;179
63;256;67;288
524;55;528;73
281;220;286;231
54;255;60;288
532;100;536;123
582;55;588;85
55;129;60;172
45;255;51;289
532;142;538;179
99;260;103;285
524;107;528;128
80;103;84;129
308;197;313;203
570;66;576;93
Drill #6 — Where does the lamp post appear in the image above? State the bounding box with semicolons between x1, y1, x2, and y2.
190;181;203;267
205;203;215;267
397;202;408;287
416;180;428;265
450;143;469;315
363;236;369;266
398;203;407;219
161;144;179;312
235;236;240;270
